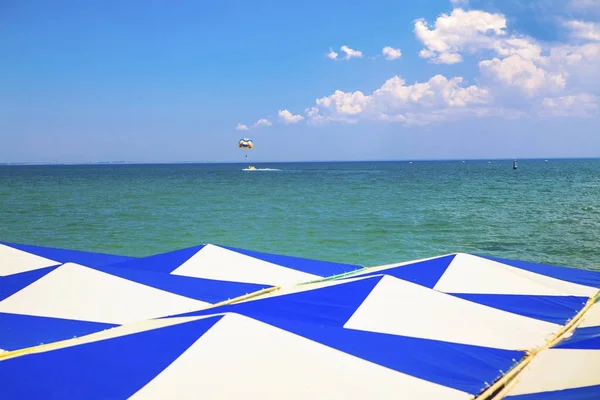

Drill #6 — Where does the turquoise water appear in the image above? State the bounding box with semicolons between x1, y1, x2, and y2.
1;159;599;270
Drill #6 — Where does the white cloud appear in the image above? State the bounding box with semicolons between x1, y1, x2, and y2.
414;8;542;64
415;8;506;64
546;43;600;69
382;46;402;60
268;5;600;129
237;119;272;130
374;75;490;108
305;74;492;126
326;45;363;61
340;45;363;60
539;93;598;117
564;20;600;41
315;89;371;121
278;109;304;124
252;118;272;128
569;0;600;12
301;44;598;126
479;55;566;96
437;52;464;64
538;42;600;93
411;6;600;105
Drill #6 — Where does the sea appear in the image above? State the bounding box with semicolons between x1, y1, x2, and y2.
1;159;599;271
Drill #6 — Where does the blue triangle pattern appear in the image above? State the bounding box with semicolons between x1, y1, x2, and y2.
554;326;600;350
505;385;600;399
478;255;600;289
0;315;223;400
107;245;205;273
355;254;455;288
0;266;58;301
450;294;588;325
0;312;117;351
0;242;134;267
175;275;382;327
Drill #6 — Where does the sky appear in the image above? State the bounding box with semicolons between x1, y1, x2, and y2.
1;0;599;163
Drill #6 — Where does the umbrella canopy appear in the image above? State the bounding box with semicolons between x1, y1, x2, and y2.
0;241;598;399
503;298;600;399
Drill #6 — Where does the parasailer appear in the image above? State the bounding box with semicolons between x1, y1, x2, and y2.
238;138;255;169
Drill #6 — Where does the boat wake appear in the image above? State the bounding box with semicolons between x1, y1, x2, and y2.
242;168;282;171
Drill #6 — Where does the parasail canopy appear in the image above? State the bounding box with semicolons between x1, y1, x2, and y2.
0;240;599;399
238;138;253;149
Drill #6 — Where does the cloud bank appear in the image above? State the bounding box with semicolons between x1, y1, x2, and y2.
239;6;599;130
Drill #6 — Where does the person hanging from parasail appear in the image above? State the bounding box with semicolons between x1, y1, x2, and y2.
238;138;256;170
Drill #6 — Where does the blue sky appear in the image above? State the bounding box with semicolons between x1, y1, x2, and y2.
1;0;599;163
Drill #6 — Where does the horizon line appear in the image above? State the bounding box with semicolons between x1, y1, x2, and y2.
1;156;599;166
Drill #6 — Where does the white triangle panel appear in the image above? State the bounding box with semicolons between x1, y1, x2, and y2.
171;244;321;286
433;254;597;297
129;313;469;400
506;348;600;396
0;263;208;324
0;244;60;276
579;301;600;328
344;275;560;350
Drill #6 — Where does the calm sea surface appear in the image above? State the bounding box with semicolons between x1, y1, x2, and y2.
1;160;599;270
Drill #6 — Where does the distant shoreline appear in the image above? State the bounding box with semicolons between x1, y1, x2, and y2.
1;157;599;166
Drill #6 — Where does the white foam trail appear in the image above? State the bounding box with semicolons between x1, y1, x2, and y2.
242;168;282;171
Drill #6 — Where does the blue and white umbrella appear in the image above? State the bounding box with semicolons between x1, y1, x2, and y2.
0;241;598;399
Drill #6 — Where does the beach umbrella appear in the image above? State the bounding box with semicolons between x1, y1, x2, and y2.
1;241;599;399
